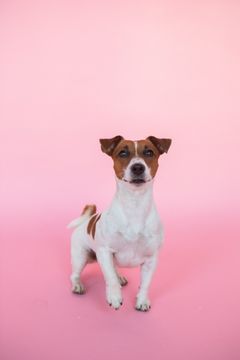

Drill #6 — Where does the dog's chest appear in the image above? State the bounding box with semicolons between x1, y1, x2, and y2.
99;193;162;267
113;236;156;267
105;216;161;267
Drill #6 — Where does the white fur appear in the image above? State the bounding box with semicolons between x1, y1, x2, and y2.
134;141;138;156
69;158;164;311
67;207;94;229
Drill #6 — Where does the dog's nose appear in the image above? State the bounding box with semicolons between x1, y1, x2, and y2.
131;163;145;176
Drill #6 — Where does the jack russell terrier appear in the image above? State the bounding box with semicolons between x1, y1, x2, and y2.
68;135;171;311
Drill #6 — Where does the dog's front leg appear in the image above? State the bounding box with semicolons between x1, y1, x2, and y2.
136;252;158;311
96;246;123;310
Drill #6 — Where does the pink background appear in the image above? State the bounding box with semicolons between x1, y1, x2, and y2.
1;1;240;359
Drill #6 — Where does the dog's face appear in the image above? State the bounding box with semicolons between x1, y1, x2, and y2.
100;136;171;186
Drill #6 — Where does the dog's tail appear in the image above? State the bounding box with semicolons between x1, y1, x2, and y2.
67;204;97;229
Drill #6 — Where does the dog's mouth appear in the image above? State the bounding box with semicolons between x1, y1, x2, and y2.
123;178;150;186
130;179;146;185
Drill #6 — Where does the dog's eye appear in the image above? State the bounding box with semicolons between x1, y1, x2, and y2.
118;150;130;158
143;149;154;157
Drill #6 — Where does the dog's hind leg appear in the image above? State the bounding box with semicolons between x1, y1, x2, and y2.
116;272;128;287
70;242;88;295
113;259;128;286
69;204;97;294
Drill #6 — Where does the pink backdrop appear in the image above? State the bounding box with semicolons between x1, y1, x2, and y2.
1;1;240;359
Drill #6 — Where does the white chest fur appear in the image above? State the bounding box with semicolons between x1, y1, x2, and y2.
97;179;163;267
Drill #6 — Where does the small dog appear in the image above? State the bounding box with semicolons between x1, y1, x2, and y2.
68;135;171;311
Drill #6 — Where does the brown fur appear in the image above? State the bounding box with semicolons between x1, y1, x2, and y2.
147;136;172;155
136;140;159;178
112;140;135;179
111;139;160;179
82;204;97;216
87;213;101;239
88;249;97;262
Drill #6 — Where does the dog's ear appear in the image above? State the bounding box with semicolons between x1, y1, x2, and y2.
99;135;124;156
147;136;172;155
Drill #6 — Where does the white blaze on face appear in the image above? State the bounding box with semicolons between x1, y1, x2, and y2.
123;156;152;183
134;141;138;156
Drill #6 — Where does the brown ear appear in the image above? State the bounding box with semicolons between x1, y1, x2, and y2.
147;136;172;155
99;135;124;156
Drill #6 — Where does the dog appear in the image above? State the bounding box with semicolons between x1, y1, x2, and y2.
68;135;171;311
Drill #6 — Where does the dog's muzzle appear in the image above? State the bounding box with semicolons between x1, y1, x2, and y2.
130;163;146;184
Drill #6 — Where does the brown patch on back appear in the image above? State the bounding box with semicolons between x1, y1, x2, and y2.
87;213;101;239
81;204;97;216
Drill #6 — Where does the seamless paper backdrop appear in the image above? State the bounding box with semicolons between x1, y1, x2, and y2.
1;1;240;360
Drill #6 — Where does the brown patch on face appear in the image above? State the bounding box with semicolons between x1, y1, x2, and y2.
136;140;160;178
87;213;101;239
147;136;172;155
99;136;171;181
99;136;123;156
111;140;136;180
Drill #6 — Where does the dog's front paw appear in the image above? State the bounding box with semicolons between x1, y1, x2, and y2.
135;297;151;312
106;285;123;310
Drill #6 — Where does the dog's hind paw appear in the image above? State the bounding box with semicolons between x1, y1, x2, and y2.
118;275;128;287
72;283;86;295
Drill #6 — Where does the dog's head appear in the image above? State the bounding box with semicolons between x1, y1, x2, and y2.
99;136;171;186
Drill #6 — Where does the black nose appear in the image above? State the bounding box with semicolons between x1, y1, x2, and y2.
131;163;145;176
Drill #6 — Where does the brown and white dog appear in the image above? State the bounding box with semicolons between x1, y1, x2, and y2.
68;135;171;311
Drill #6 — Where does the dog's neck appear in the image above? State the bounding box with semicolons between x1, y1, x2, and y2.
113;178;154;217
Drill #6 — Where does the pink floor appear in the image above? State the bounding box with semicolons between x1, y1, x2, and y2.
1;210;240;360
1;0;240;359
